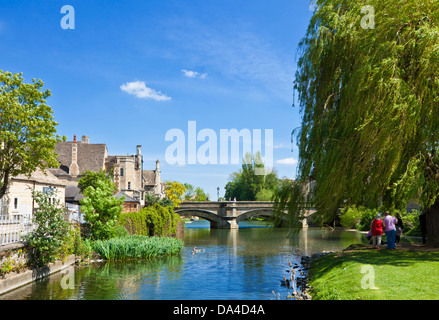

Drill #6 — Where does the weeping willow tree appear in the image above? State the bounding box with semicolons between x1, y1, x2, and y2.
274;0;439;245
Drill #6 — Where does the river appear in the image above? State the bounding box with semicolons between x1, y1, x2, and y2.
1;221;371;300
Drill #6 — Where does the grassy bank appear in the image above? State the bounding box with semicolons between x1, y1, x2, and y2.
308;244;439;300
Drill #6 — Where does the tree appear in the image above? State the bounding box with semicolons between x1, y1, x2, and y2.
144;192;173;207
164;181;186;208
80;178;124;240
225;152;279;201
0;70;64;199
78;169;114;193
183;183;210;201
183;183;195;200
283;0;439;245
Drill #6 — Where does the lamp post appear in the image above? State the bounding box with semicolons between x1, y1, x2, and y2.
217;187;220;201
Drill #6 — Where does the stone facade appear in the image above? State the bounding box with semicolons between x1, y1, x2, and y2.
142;160;165;199
51;135;164;207
105;145;144;203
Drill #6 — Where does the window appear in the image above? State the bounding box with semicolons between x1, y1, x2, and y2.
120;168;124;177
14;198;18;210
128;182;131;190
43;186;55;195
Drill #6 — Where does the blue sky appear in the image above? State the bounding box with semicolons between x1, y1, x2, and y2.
0;0;314;199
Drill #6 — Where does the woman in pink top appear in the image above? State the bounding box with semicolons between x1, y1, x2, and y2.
383;211;397;249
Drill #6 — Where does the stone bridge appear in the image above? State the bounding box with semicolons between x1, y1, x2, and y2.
175;201;315;229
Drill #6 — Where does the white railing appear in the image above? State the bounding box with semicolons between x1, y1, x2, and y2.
0;214;35;246
66;203;85;224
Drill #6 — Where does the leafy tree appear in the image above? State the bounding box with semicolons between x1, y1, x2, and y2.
183;183;195;200
255;188;274;201
194;187;209;201
78;169;114;193
164;181;186;208
0;70;64;199
144;192;173;207
183;183;210;201
282;0;439;245
80;179;124;240
225;152;279;201
25;190;71;266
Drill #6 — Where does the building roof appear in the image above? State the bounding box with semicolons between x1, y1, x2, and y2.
65;186;84;203
13;168;65;186
55;140;107;175
143;170;156;186
115;191;140;203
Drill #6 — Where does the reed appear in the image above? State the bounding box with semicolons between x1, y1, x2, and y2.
92;235;184;261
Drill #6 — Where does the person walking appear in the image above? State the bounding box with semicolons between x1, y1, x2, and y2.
370;213;384;249
383;211;397;249
395;212;404;244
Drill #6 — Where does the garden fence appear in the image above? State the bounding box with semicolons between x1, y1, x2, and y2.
0;214;35;247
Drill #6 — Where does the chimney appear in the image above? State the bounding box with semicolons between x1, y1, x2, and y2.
154;160;161;196
136;145;142;169
69;135;80;177
82;135;89;144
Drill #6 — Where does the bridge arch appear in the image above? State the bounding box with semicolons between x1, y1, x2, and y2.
174;209;224;227
235;208;274;223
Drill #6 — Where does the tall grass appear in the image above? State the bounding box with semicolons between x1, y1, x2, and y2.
92;235;184;261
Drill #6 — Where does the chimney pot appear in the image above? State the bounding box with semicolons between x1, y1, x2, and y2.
82;135;89;144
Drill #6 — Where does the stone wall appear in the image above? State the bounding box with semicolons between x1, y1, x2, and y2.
0;243;76;296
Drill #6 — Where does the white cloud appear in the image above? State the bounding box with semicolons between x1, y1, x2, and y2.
181;69;207;79
274;143;290;149
276;157;298;165
120;81;171;101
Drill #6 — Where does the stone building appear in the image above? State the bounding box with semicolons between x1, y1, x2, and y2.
142;160;165;199
50;135;164;208
0;168;66;217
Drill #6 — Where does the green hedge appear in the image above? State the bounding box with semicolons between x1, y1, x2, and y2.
118;204;182;237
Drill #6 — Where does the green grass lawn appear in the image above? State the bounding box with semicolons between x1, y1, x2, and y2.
308;246;439;300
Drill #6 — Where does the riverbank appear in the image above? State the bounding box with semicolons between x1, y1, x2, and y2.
0;253;76;296
307;243;439;300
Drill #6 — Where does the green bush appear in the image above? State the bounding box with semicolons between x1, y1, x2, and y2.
92;235;183;261
340;206;363;229
118;204;182;237
340;206;379;231
72;224;94;259
340;205;421;234
25;191;71;266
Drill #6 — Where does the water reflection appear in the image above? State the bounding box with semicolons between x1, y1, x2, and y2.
1;224;376;300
